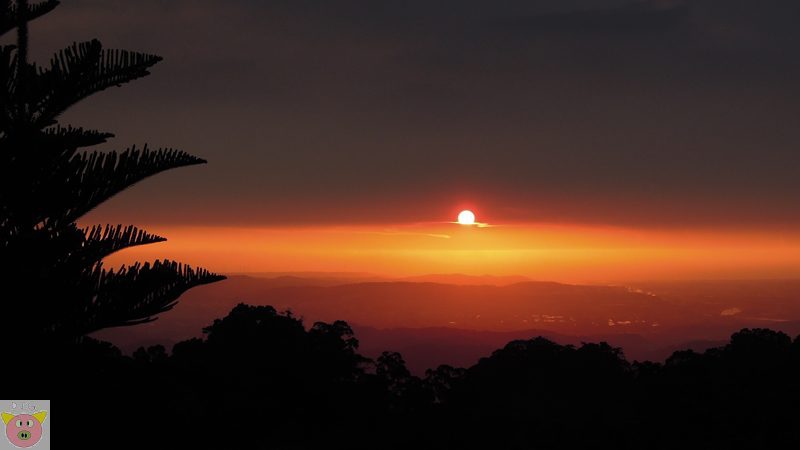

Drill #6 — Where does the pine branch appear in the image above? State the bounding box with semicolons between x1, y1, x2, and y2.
35;125;114;163
27;40;102;124
43;125;113;148
16;0;27;70
0;1;226;342
0;1;59;36
28;40;162;126
37;145;206;227
0;44;17;132
1;126;114;166
82;260;226;333
78;224;166;264
0;127;113;190
22;0;56;21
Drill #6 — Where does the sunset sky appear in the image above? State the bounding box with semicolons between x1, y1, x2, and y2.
18;0;799;281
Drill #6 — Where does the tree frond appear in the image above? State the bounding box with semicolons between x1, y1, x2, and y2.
23;0;58;22
0;44;17;130
0;127;113;191
83;260;226;333
0;1;226;341
29;40;161;126
39;145;206;227
78;224;166;263
43;125;113;148
0;0;59;36
27;40;102;124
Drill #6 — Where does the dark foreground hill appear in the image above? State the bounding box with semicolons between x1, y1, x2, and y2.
53;303;800;449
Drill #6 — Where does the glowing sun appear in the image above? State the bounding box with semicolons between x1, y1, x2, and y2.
457;210;476;225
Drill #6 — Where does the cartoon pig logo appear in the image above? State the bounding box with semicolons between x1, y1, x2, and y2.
1;412;47;448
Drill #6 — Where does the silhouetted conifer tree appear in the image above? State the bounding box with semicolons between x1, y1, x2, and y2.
0;0;224;342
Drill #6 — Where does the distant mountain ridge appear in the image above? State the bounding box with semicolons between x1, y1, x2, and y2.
398;274;531;286
230;272;533;286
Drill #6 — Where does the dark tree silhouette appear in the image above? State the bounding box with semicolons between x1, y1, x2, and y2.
0;0;224;342
53;298;800;449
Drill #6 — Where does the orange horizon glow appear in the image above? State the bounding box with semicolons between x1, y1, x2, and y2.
91;220;800;284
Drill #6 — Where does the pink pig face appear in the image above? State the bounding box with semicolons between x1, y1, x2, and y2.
4;414;43;448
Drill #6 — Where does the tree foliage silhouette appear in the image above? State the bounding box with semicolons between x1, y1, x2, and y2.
0;0;224;342
57;300;800;449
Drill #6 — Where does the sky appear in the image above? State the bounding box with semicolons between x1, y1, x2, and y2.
16;0;800;280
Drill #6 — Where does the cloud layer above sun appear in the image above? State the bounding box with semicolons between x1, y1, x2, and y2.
18;0;799;229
